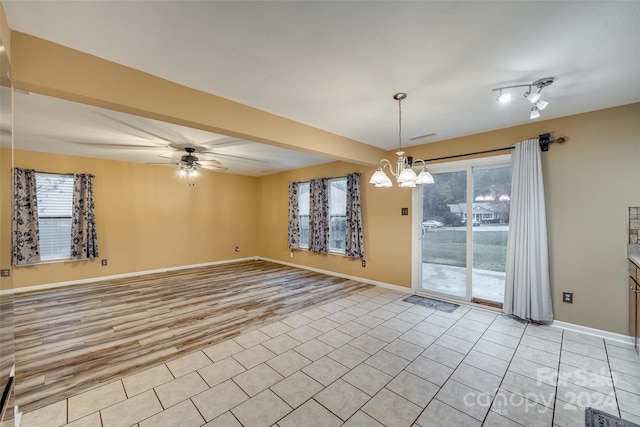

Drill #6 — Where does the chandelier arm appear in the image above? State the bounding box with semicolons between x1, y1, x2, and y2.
379;158;393;170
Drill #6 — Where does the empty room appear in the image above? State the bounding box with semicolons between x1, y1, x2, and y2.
0;2;639;427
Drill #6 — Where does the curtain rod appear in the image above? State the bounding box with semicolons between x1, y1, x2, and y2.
292;172;358;184
412;133;566;164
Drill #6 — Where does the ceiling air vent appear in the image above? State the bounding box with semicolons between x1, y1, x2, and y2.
409;133;437;143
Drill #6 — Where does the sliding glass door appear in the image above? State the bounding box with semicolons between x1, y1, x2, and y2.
413;156;511;305
420;170;467;298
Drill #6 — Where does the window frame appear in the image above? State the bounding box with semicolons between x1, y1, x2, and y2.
411;154;512;299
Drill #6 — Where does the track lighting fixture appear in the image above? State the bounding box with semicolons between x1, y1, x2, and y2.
492;77;554;120
369;93;434;188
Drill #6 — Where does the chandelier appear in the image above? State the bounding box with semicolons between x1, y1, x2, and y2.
369;93;434;188
492;77;554;120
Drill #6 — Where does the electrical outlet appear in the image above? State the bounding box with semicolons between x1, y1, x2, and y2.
235;246;240;252
361;259;366;267
101;259;108;266
562;291;573;303
0;269;10;277
401;208;409;215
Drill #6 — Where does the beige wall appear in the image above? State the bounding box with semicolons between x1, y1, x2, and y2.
257;103;640;335
3;148;258;289
257;161;412;288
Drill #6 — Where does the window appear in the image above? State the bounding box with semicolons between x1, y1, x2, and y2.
297;177;347;254
328;178;346;252
298;182;310;248
36;173;74;261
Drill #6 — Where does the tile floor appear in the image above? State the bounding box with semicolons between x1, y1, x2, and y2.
14;286;640;427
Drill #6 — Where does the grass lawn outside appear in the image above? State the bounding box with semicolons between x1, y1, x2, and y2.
422;227;508;272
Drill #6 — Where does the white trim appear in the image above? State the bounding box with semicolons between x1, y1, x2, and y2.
6;257;258;295
411;186;423;294
551;320;634;346
258;257;411;294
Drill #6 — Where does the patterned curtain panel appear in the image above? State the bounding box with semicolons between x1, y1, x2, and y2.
12;168;41;265
287;181;300;249
309;177;329;254
70;174;99;260
345;173;365;259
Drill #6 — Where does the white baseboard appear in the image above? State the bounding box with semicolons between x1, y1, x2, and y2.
7;257;258;295
551;320;634;346
258;257;411;295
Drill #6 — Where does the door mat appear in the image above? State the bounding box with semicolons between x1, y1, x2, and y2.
403;295;459;313
585;408;640;427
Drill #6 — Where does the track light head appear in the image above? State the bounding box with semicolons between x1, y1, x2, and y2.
530;107;541;120
497;91;511;103
536;100;549;110
526;90;541;104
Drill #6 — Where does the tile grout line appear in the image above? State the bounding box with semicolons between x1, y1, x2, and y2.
408;306;496;426
603;339;623;419
549;326;564;427
478;315;529;426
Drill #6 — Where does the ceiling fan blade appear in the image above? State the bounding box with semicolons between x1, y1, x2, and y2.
71;142;168;150
92;111;176;144
196;159;222;166
200;151;268;164
146;161;180;165
201;137;250;148
199;164;228;172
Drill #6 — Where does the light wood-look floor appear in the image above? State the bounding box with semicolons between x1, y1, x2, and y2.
13;260;371;413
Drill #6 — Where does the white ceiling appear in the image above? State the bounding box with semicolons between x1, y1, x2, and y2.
9;91;332;176
2;1;639;175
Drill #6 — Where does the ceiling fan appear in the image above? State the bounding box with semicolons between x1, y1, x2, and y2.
149;146;228;179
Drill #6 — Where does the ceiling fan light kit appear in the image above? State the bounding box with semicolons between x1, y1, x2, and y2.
369;93;435;188
492;77;554;120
